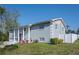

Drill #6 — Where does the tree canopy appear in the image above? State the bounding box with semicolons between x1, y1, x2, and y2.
0;6;19;33
0;6;19;41
0;6;5;15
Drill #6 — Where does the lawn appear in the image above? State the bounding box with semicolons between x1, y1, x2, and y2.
0;40;79;55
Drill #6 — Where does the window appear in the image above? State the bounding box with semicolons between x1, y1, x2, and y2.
62;27;64;31
24;28;26;31
39;25;44;29
40;37;45;41
31;26;38;30
55;24;57;29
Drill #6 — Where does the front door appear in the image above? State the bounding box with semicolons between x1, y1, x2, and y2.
19;33;22;41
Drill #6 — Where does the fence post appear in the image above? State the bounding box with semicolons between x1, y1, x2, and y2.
71;34;72;43
64;34;65;43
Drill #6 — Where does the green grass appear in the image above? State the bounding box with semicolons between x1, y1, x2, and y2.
0;40;79;55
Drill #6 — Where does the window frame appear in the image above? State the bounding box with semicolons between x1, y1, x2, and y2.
55;24;57;29
40;37;45;41
39;25;44;29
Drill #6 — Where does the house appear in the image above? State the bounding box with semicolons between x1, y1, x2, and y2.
9;18;66;43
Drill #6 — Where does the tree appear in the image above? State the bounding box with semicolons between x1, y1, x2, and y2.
70;30;75;34
0;7;6;33
0;6;19;41
0;6;19;33
0;7;5;15
66;25;70;34
66;25;76;34
4;11;19;32
76;28;79;34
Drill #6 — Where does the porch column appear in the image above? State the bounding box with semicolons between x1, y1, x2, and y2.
18;29;19;42
22;28;24;40
14;29;15;42
28;24;31;43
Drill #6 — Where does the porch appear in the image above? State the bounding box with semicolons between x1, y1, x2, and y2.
9;25;32;43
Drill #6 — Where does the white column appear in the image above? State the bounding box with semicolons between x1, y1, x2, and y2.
23;28;24;41
14;29;15;42
28;24;31;43
18;29;19;42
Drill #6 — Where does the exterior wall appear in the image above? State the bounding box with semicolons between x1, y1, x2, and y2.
9;29;18;42
30;24;50;43
50;20;65;38
24;30;28;40
30;20;65;43
9;31;14;41
15;29;18;41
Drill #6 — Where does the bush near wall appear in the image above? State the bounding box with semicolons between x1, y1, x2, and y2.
0;32;8;41
58;39;63;44
50;38;63;44
77;38;79;40
4;44;18;50
33;40;38;43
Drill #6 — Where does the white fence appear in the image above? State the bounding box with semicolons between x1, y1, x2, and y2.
59;34;78;43
78;35;79;39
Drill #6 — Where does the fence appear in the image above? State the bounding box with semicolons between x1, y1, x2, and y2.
78;35;79;39
59;34;78;43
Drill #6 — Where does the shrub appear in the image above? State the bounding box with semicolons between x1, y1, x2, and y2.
77;38;79;40
0;32;8;41
33;40;38;43
50;38;59;44
11;44;18;49
58;39;63;44
50;38;63;44
4;44;18;50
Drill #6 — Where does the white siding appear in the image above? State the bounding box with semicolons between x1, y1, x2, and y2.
9;32;14;41
30;24;50;43
24;31;28;40
50;20;65;38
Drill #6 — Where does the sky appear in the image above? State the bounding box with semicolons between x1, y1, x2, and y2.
0;4;79;30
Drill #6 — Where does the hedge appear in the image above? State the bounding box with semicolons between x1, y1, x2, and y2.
50;38;63;44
